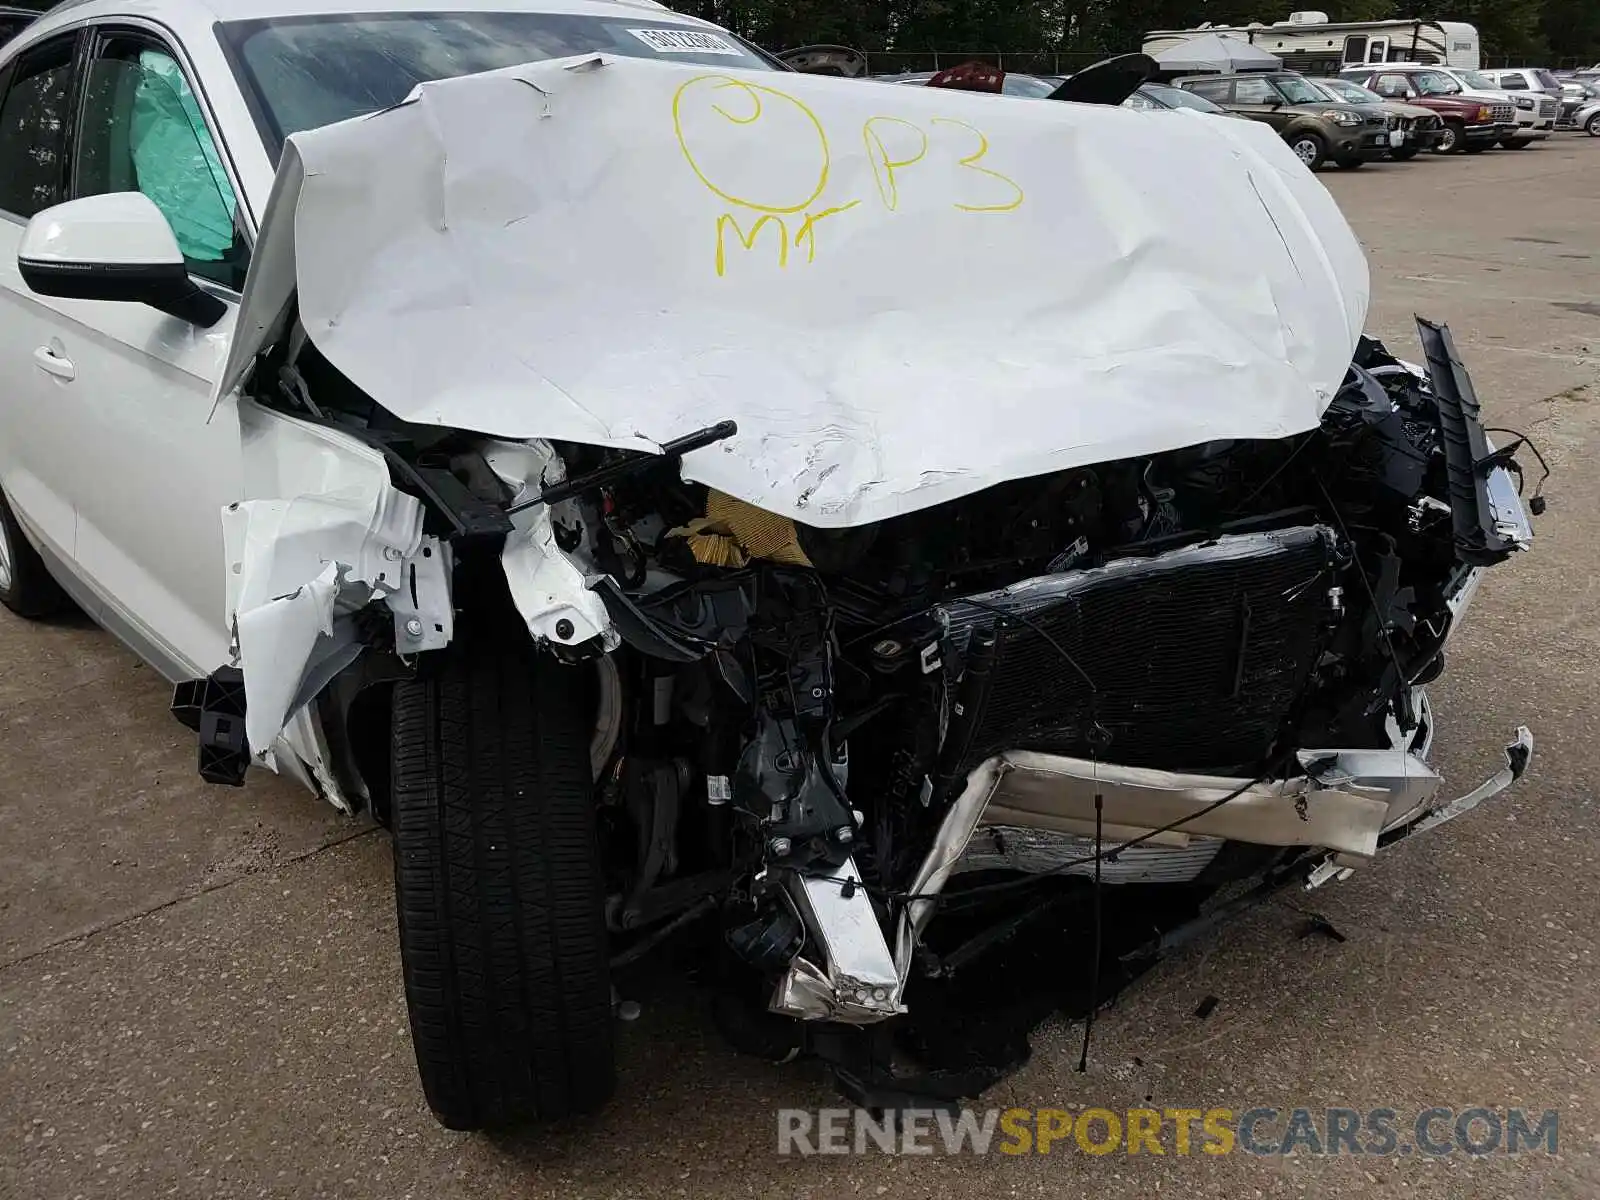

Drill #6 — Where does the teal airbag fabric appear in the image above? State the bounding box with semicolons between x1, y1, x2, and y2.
130;50;235;261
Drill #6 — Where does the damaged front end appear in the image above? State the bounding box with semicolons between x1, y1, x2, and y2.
170;56;1539;1111
552;319;1538;1043
180;303;1536;1082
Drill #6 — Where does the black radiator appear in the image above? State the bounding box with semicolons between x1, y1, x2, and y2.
937;526;1340;775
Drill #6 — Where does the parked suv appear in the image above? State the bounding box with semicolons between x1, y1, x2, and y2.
1178;71;1398;169
1480;68;1562;145
1314;76;1443;159
1342;67;1513;153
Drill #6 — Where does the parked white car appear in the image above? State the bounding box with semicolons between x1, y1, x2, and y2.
0;0;1536;1133
1480;67;1564;142
1437;65;1554;146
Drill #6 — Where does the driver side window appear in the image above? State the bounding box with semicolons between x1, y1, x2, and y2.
71;35;247;290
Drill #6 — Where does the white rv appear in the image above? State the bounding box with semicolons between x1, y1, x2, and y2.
1144;12;1481;76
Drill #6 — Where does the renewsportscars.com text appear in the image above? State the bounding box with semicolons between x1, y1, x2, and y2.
777;1106;1560;1157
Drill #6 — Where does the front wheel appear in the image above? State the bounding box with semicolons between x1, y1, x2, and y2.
1499;137;1531;149
1287;132;1326;170
1434;123;1463;153
1461;141;1487;154
1586;112;1600;136
0;486;69;619
391;620;614;1130
1336;157;1365;169
1390;147;1419;160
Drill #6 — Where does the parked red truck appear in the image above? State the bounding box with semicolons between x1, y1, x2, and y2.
1342;66;1515;152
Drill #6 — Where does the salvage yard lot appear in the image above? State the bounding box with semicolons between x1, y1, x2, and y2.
2;140;1598;1199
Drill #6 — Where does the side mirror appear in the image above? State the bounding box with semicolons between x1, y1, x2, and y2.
18;192;227;328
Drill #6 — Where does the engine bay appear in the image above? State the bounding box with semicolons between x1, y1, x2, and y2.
197;315;1540;1103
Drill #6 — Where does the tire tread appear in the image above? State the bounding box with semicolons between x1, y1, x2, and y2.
392;624;613;1130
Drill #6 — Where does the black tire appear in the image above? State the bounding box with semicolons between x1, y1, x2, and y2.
1336;157;1365;169
1586;112;1600;136
1461;141;1487;154
1286;131;1326;170
0;486;69;619
391;621;614;1130
1390;147;1419;160
1499;137;1531;149
1435;122;1463;153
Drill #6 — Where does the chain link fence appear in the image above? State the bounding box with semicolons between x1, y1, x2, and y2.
855;49;1599;78
858;50;1114;78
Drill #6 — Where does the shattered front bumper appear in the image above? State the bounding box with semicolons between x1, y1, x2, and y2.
775;712;1533;1024
927;722;1532;879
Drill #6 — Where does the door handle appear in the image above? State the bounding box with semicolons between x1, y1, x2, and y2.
32;345;75;381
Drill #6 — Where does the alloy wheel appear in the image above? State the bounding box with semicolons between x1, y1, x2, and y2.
0;510;13;592
1292;138;1319;164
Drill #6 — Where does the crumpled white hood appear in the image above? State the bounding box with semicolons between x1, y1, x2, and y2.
224;54;1369;528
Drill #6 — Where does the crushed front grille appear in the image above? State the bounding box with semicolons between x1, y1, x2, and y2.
939;527;1339;774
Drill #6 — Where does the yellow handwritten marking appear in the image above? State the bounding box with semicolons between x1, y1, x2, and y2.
861;116;928;212
715;212;789;276
793;200;862;262
674;76;830;214
930;117;1025;213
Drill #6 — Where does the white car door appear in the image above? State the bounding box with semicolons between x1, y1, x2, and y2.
0;30;89;586
33;26;249;678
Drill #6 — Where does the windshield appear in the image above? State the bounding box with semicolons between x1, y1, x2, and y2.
221;11;774;156
1457;69;1497;89
1144;83;1224;112
1321;78;1382;104
1272;75;1326;104
1413;71;1459;96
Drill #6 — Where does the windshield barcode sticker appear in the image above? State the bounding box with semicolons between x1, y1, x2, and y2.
627;28;741;55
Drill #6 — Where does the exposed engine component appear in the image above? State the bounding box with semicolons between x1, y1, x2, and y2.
216;310;1537;1111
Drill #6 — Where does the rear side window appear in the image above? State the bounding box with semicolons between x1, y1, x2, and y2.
1233;77;1278;104
1185;78;1231;102
1498;72;1528;90
0;33;76;218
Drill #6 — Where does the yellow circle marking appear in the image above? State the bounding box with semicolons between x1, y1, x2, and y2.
673;75;831;214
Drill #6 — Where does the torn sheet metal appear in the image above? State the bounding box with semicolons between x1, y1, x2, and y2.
386;535;454;653
891;744;1446;983
222;424;427;760
482;440;617;650
775;857;904;1024
221;54;1368;529
1403;726;1533;838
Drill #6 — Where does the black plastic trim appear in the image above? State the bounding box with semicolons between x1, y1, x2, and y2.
1415;317;1520;566
19;255;227;325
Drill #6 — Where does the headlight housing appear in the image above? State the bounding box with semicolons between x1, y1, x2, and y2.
1323;108;1362;126
1515;96;1535;109
1476;105;1493;121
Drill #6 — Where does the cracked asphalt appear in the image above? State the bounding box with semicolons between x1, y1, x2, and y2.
3;138;1598;1199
